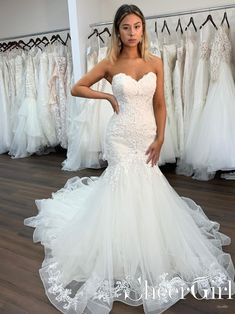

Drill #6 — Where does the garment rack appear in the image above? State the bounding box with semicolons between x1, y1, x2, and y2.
0;27;70;42
89;3;235;28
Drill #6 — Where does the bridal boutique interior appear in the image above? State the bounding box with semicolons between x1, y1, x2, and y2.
0;0;235;313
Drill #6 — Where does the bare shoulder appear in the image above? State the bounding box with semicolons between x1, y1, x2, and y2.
92;57;111;75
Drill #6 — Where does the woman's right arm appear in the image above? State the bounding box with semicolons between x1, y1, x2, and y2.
71;59;119;113
71;59;110;99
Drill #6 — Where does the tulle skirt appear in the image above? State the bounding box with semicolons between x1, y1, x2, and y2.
9;97;46;158
24;160;235;314
62;98;109;171
183;62;235;180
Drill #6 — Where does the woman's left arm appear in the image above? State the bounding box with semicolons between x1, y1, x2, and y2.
146;57;167;166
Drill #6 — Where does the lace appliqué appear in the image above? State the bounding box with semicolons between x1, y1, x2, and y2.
199;41;211;60
210;26;231;81
45;261;231;312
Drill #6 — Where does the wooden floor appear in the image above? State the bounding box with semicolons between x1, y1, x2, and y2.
0;150;234;314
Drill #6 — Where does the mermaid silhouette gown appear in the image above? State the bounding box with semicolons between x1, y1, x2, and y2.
24;72;235;314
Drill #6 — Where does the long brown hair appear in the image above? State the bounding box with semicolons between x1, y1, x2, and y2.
107;4;151;63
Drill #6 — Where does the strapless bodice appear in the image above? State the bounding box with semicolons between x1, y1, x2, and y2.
104;72;157;166
111;71;156;115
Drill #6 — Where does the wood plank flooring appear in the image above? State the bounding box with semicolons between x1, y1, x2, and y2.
0;150;234;314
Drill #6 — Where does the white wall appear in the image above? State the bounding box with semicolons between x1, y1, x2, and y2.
99;0;235;21
67;0;103;79
0;0;69;39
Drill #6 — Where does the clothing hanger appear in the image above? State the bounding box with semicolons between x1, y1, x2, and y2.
161;20;171;35
26;38;37;49
49;34;66;46
185;17;197;32
221;12;230;28
155;21;158;37
3;41;19;51
176;18;183;34
40;36;50;46
34;37;45;50
200;14;218;30
15;39;28;50
65;33;71;45
88;28;99;39
33;36;50;50
99;27;111;37
88;28;104;43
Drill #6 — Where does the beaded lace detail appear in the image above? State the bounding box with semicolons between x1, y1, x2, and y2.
104;72;157;166
210;26;231;81
199;41;211;60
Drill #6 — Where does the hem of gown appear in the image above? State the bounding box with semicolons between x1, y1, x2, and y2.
37;251;234;314
24;168;235;313
39;261;189;314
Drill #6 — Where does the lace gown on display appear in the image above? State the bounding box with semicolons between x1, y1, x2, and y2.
37;51;57;147
24;71;235;314
172;43;185;158
9;53;45;158
62;48;102;171
62;46;112;171
0;56;11;153
162;44;178;158
177;25;213;176
151;45;176;165
182;29;198;145
183;25;235;180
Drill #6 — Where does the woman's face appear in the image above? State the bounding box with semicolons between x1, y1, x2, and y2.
118;13;143;47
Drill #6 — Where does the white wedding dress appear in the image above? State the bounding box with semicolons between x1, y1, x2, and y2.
182;29;198;145
151;45;176;165
24;71;235;314
173;43;185;158
0;56;11;154
9;53;45;158
176;24;213;176
183;25;235;180
62;46;112;171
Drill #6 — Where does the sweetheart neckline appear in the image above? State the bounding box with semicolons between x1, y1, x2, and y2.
111;71;156;84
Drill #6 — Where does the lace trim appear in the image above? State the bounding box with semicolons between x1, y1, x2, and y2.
44;261;231;312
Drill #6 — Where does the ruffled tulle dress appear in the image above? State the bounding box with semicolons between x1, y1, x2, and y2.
24;70;235;314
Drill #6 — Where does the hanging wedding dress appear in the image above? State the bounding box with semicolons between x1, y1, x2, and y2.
172;38;185;158
151;41;176;165
65;48;79;153
182;29;198;145
9;52;45;158
62;43;112;171
12;54;25;134
7;54;16;142
62;44;103;171
0;55;11;153
37;51;57;147
176;24;214;176
25;71;235;314
183;25;235;180
162;43;179;158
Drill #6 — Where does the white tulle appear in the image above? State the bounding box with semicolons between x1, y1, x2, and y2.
24;71;235;314
62;46;113;171
9;54;46;158
151;46;176;165
182;26;235;180
0;56;12;153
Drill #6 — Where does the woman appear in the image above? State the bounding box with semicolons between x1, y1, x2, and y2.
24;4;235;314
